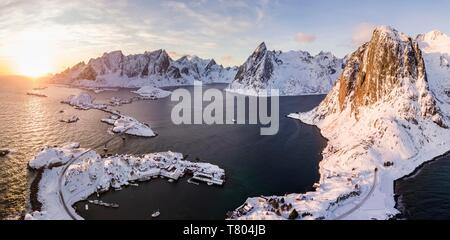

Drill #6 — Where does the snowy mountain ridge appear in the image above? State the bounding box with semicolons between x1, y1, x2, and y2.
231;26;450;220
417;30;450;55
226;42;344;96
52;49;238;88
417;30;450;102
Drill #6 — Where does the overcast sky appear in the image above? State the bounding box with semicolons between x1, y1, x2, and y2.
1;0;450;75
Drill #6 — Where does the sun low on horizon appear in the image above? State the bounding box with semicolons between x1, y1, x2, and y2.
7;30;55;78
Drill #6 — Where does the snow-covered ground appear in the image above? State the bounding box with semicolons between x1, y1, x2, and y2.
101;115;156;137
229;27;450;220
131;86;172;99
26;144;225;220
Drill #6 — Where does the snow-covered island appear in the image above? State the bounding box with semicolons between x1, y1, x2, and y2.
59;116;79;124
62;92;108;110
226;42;344;96
131;86;172;99
101;115;156;137
62;92;155;137
26;143;225;220
229;26;450;220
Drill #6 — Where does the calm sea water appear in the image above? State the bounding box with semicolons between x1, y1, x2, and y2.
2;77;447;220
395;154;450;220
0;76;327;220
74;85;329;220
0;77;122;219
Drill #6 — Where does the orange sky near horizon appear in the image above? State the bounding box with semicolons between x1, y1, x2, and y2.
3;0;450;79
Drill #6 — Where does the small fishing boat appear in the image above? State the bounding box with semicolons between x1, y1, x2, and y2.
187;178;200;186
151;210;160;218
33;87;47;91
60;116;79;123
0;149;10;157
26;92;47;98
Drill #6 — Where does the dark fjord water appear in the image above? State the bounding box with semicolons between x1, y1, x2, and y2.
0;77;327;219
1;76;450;220
395;154;450;220
74;85;328;220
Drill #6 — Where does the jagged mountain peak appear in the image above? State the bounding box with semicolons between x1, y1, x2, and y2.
255;42;267;52
316;51;333;57
417;30;450;55
205;59;217;71
176;55;189;62
176;55;203;63
308;26;445;127
100;50;124;60
417;30;448;41
208;58;217;66
372;25;410;42
228;42;343;96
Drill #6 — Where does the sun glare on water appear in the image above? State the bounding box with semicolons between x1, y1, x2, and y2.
12;30;54;78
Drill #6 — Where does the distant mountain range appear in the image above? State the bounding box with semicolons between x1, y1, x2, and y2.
52;30;450;100
51;50;238;88
52;44;344;95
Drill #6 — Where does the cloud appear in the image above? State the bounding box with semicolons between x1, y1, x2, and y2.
0;0;275;73
168;51;182;59
352;23;376;46
294;32;316;43
221;55;233;62
164;1;258;36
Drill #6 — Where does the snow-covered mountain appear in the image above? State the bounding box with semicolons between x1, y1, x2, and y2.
226;42;344;96
231;26;450;220
417;30;450;55
52;50;238;88
417;30;450;101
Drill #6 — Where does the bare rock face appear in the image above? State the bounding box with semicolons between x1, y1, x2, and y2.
330;26;445;127
150;50;171;75
440;55;450;68
204;59;218;74
77;65;97;81
234;42;274;86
